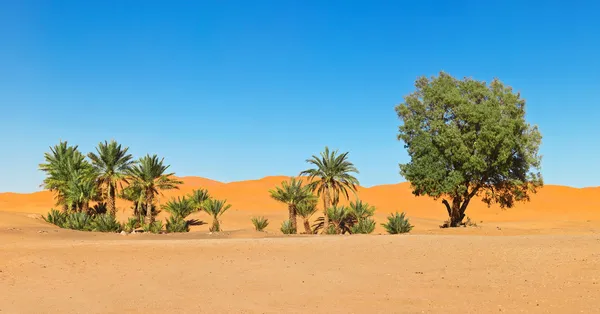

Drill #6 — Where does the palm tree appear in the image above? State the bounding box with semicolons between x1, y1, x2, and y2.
296;197;318;234
269;177;313;233
126;155;182;224
189;188;211;211
63;168;100;213
88;140;134;215
300;147;360;232
203;199;231;232
39;141;92;211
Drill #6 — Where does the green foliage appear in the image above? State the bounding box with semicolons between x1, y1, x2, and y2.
280;220;296;235
39;141;99;212
88;140;134;215
44;209;66;228
381;212;413;234
91;214;122;232
166;216;189;233
142;220;164;234
126;154;182;222
122;217;140;233
204;199;231;232
64;212;93;231
162;196;195;220
349;200;375;220
296;198;319;234
396;72;543;226
269;177;314;233
300;147;359;232
189;189;211;211
251;216;269;231
324;224;337;235
350;217;376;234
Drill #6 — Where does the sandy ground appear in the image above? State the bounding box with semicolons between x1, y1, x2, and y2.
1;176;600;313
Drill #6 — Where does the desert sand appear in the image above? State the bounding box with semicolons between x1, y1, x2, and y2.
1;176;600;313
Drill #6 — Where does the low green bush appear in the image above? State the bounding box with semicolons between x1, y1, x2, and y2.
142;220;163;234
166;216;189;233
381;212;413;234
350;217;376;234
44;209;66;228
122;217;141;233
280;220;296;234
91;214;121;232
251;216;269;231
64;212;93;231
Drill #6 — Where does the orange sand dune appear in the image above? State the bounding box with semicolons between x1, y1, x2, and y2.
1;176;599;234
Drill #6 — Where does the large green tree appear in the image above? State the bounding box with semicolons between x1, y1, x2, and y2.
269;177;314;233
88;140;134;215
396;72;543;227
300;147;359;232
126;155;182;223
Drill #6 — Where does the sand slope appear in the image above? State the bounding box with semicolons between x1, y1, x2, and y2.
1;176;599;234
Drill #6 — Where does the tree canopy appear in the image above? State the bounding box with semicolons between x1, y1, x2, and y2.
396;72;543;227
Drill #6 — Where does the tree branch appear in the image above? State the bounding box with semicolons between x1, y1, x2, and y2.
442;199;452;216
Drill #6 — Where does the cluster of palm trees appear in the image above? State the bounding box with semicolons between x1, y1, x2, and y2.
40;140;181;224
270;146;379;234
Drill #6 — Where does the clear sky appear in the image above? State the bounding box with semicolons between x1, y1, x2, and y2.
1;0;599;192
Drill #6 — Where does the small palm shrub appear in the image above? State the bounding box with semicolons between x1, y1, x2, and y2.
296;199;318;234
44;209;67;228
166;216;189;233
122;217;140;233
280;220;296;234
350;217;376;234
204;199;231;232
382;212;413;234
142;220;163;234
324;224;337;234
251;216;269;231
64;212;93;231
162;196;195;220
91;214;122;232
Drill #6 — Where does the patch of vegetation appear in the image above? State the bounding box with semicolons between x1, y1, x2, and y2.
251;216;269;232
280;220;296;234
122;217;140;233
64;212;93;231
166;216;189;233
350;217;376;234
142;220;163;234
44;209;67;228
204;199;231;232
91;214;121;232
382;212;413;234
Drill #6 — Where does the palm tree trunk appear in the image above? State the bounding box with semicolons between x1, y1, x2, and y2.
145;195;153;224
288;205;297;233
108;184;116;216
322;190;331;233
303;218;312;234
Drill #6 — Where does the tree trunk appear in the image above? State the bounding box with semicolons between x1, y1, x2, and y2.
145;195;153;224
108;184;116;216
288;205;297;233
303;218;312;234
322;189;331;233
83;202;90;214
443;198;466;227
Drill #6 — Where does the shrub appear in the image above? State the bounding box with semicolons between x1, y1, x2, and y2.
324;224;337;235
204;199;231;232
280;220;296;234
122;217;140;233
251;216;269;231
162;196;196;220
166;216;189;233
64;212;93;231
142;220;163;234
44;209;66;228
350;217;376;234
381;212;413;234
90;214;121;232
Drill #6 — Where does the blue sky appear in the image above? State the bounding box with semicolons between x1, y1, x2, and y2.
1;0;599;192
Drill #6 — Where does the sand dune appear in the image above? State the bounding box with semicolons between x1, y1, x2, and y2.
1;176;599;234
